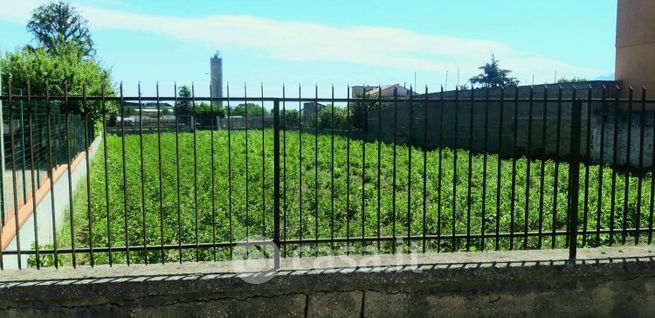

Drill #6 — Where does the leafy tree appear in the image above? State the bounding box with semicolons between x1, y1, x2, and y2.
1;43;114;121
318;104;349;130
469;55;519;88
281;109;300;128
192;102;226;127
27;1;95;57
230;103;269;118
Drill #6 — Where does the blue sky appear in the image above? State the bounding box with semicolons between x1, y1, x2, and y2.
0;0;617;97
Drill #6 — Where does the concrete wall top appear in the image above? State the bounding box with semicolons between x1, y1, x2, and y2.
422;81;621;100
2;246;655;317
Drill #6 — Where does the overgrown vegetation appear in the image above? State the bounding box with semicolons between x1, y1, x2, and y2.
37;130;654;267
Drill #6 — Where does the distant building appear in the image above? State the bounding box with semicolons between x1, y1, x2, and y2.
351;85;377;98
351;84;411;99
302;102;324;124
210;52;223;106
121;102;175;116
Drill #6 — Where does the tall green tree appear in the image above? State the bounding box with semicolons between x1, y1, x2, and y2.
469;55;519;88
175;85;192;116
27;1;95;57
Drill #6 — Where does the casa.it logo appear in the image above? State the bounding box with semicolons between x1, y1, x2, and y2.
230;236;278;284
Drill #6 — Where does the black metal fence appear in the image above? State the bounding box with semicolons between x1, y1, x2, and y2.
1;82;654;270
1;96;88;228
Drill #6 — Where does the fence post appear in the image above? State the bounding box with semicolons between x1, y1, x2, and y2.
567;95;582;264
273;99;281;270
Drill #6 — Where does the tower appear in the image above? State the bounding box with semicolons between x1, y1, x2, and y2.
615;0;655;94
210;52;223;106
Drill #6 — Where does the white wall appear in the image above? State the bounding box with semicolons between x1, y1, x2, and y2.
2;136;101;269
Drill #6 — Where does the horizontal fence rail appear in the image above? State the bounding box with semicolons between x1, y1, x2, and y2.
0;82;654;270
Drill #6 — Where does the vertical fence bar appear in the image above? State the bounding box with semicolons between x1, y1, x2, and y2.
392;87;398;254
329;85;335;252
376;85;382;253
20;89;27;208
466;88;474;250
597;86;607;244
273;99;281;270
376;85;382;251
481;88;490;250
437;86;444;252
209;84;217;261
582;86;592;246
245;84;251;249
27;81;40;269
495;87;505;250
407;87;413;253
138;83;147;264
64;82;76;268
647;87;655;244
191;84;199;262
346;86;352;254
361;86;367;254
636;86;646;244
524;86;534;249
174;83;182;263
622;87;634;245
609;86;621;245
567;94;582;263
649;87;655;243
283;85;288;256
156;83;164;263
552;86;563;248
262;84;267;239
101;84;112;266
46;82;58;268
315;85;320;256
298;85;303;256
227;84;234;258
422;86;428;253
83;83;93;266
509;86;519;250
8;81;22;269
120;83;130;265
452;87;459;251
298;85;303;254
538;86;548;249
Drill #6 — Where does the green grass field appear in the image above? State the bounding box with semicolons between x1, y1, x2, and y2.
41;129;655;266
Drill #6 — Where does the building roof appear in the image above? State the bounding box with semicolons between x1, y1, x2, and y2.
364;84;410;96
122;102;174;109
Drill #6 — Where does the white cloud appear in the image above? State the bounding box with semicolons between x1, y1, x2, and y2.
0;0;605;83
